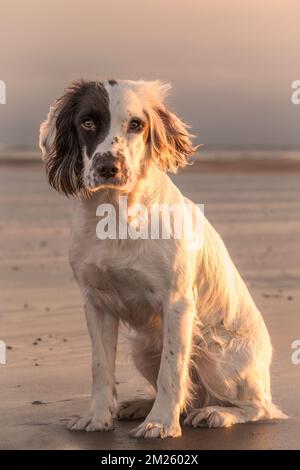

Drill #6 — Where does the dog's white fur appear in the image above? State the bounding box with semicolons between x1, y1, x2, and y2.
40;79;286;438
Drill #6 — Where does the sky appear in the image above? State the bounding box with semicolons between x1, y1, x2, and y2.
0;0;300;148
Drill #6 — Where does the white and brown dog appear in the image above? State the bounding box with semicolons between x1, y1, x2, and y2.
39;79;286;438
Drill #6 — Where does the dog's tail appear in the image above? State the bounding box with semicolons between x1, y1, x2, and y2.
263;400;288;420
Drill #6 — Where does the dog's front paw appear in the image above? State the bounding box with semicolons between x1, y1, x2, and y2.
67;411;114;432
129;420;181;438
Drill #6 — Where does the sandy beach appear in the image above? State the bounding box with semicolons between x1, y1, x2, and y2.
0;157;299;450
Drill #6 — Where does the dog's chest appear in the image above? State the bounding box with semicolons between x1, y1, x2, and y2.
71;237;169;328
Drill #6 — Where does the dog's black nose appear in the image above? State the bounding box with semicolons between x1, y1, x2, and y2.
98;161;120;179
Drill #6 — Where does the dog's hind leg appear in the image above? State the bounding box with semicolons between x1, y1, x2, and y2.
184;397;287;428
117;398;154;420
184;350;287;428
184;403;264;428
117;333;161;420
131;341;161;389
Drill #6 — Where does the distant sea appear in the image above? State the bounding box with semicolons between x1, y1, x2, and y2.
0;145;300;162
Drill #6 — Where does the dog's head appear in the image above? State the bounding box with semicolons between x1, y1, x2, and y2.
39;79;196;196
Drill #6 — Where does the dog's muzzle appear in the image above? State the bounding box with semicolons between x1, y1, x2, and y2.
96;157;121;179
88;151;129;188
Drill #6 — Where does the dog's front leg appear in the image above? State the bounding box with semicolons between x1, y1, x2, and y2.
68;291;119;432
130;293;195;438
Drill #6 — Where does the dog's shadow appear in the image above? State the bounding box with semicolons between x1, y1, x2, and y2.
62;418;284;450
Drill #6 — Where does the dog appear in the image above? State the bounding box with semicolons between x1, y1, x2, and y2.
39;79;286;438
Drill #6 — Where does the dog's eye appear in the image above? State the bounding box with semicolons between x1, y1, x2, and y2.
81;119;96;131
128;118;143;132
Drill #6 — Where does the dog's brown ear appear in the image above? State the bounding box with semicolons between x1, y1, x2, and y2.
147;104;197;172
39;81;85;196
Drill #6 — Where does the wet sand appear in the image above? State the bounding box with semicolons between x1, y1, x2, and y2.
0;159;299;450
